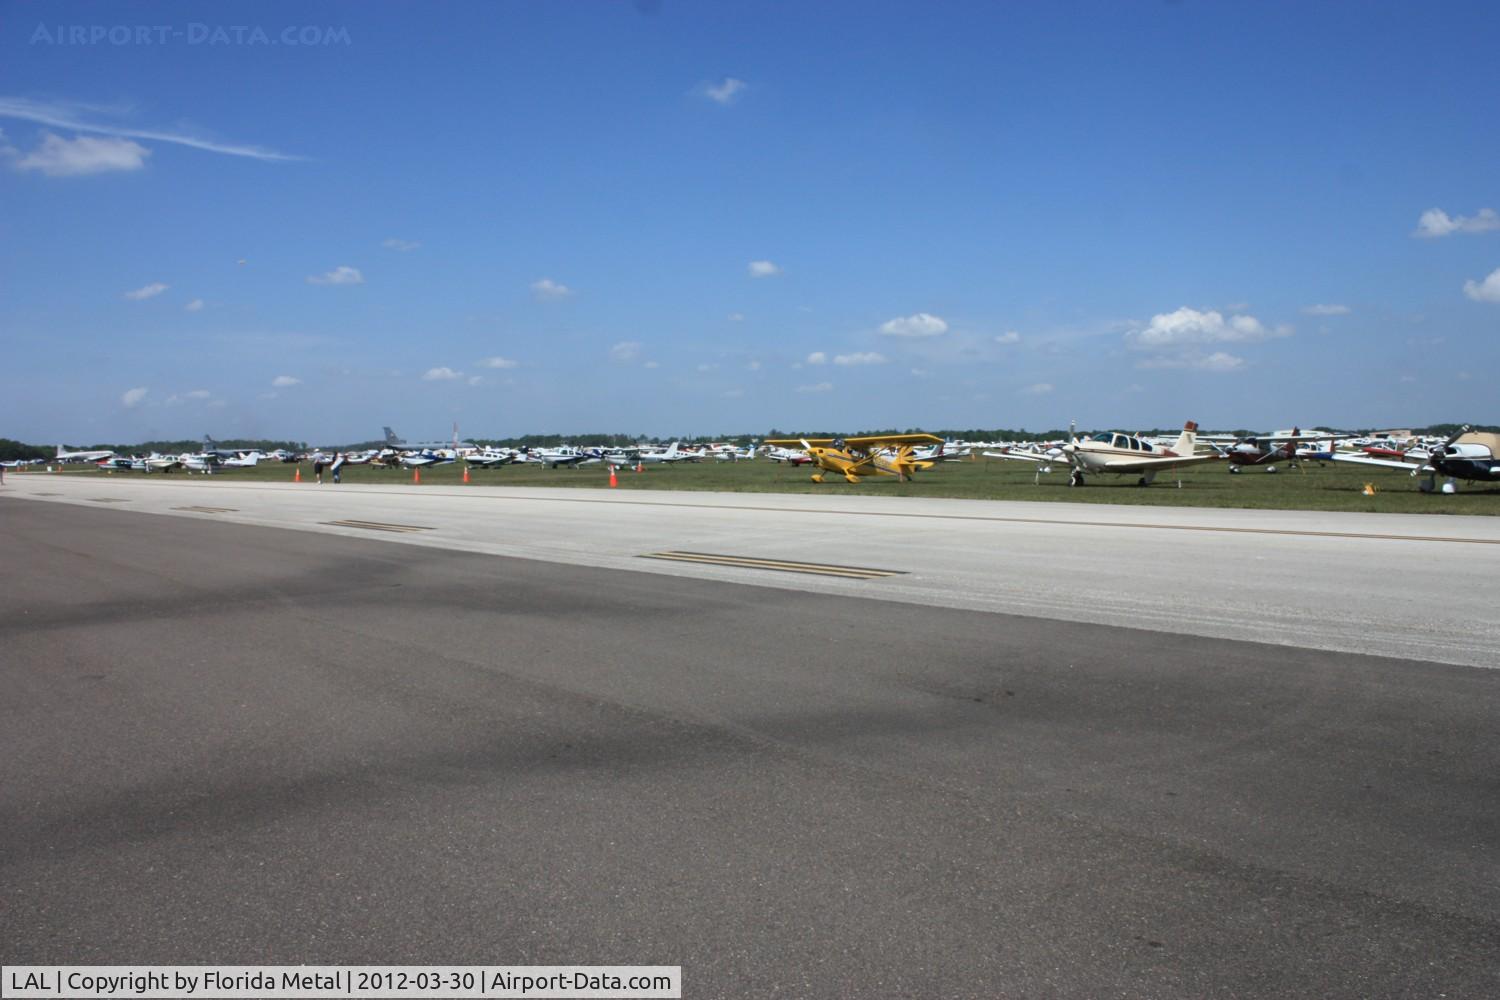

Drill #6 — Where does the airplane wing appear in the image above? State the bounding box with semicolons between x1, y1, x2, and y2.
982;449;1067;466
844;433;945;447
764;438;833;448
1331;453;1432;473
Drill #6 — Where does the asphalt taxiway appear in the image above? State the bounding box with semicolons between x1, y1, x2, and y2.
2;493;1497;997
6;474;1500;667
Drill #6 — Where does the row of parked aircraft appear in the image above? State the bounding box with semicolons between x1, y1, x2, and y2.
24;423;1499;494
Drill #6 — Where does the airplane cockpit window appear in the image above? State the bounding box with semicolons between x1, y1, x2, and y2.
1092;433;1112;443
1113;434;1128;449
1128;438;1141;451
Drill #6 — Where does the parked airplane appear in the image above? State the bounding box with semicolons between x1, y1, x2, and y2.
56;445;116;463
1332;426;1500;493
763;434;945;483
764;444;814;466
984;421;1214;486
1221;428;1348;473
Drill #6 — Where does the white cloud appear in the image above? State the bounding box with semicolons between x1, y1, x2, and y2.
467;375;483;386
121;386;148;407
910;368;931;377
1463;267;1500;303
422;367;462;381
1138;351;1247;372
806;351;827;365
183;298;204;312
123;282;168;300
994;330;1021;344
531;277;573;300
1021;382;1053;395
746;359;762;371
0;96;296;161
184;389;211;399
1302;303;1350;316
796;382;833;393
833;352;888;366
696;363;720;372
12;132;149;176
747;260;781;278
307;265;363;286
382;238;421;251
643;360;661;369
880;312;948;337
1130;307;1289;348
727;312;745;322
271;375;301;388
610;341;642;362
722;388;745;398
479;356;519;369
1413;207;1500;239
701;78;747;105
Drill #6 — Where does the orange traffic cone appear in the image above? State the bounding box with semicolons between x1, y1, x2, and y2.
463;466;470;484
635;462;643;473
294;467;301;483
609;466;618;488
413;467;421;484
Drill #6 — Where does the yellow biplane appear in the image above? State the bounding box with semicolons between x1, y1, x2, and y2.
763;434;946;484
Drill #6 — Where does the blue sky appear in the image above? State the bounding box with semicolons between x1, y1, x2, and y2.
2;0;1497;444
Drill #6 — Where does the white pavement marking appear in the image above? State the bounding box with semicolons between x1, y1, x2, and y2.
7;475;1499;669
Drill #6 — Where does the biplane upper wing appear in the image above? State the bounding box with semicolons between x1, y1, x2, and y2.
843;433;945;448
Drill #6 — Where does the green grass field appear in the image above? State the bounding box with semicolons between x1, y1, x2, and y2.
21;455;1500;515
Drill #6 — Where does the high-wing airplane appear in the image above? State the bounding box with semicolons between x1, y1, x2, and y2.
1221;428;1349;473
763;434;946;483
763;444;813;466
983;421;1214;486
1331;426;1500;493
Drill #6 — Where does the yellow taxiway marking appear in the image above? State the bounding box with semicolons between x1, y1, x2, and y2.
321;519;434;534
640;550;904;580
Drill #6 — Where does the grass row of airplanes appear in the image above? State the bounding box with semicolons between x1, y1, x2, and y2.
23;422;1500;494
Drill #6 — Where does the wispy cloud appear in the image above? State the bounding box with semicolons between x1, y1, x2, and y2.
422;366;462;381
11;132;149;176
271;375;301;388
700;78;747;105
307;265;363;286
1021;382;1054;394
183;298;204;312
994;330;1021;344
796;381;833;393
531;277;573;300
382;238;421;251
747;260;781;278
806;351;827;365
880;312;948;337
478;356;519;369
727;312;745;322
121;386;148;407
610;341;642;362
124;282;168;300
1463;267;1500;303
1138;351;1246;372
1302;303;1350;316
833;352;887;366
0;96;296;162
1412;207;1500;239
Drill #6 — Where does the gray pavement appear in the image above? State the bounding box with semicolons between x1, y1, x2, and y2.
2;500;1497;997
6;473;1500;668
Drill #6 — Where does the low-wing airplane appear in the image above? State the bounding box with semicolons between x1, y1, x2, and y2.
764;444;814;466
983;421;1214;486
1331;426;1500;493
56;444;116;463
763;433;946;483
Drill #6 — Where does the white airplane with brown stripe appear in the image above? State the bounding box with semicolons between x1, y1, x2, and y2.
984;421;1216;486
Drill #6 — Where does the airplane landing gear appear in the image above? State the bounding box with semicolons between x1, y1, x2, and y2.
1418;476;1436;493
1069;469;1085;487
811;473;825;484
1442;477;1459;494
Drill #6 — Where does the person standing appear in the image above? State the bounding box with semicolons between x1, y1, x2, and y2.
331;452;346;484
313;455;326;484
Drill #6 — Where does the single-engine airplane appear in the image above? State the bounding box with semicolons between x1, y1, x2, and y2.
1331;426;1500;493
763;434;945;483
983;421;1214;486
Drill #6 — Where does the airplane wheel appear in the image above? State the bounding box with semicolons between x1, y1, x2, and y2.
1418;478;1435;493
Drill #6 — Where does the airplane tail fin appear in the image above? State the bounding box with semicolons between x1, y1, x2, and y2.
1171;421;1199;456
665;441;678;458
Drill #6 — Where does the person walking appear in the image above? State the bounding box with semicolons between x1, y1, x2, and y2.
331;452;346;484
313;455;326;484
